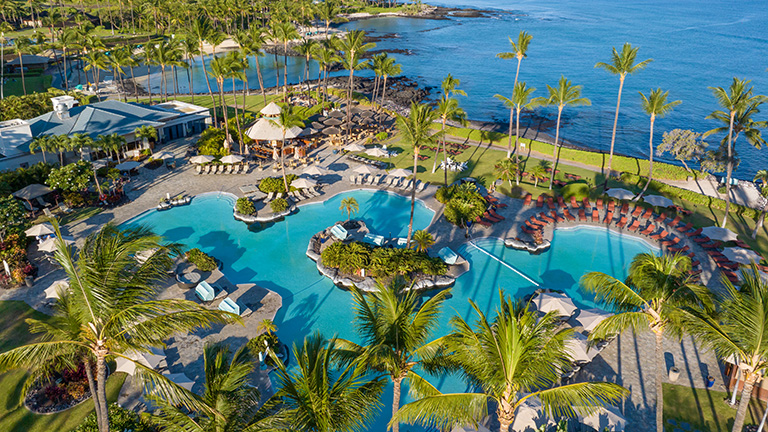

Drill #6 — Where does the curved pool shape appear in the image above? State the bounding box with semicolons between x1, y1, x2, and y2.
127;191;657;431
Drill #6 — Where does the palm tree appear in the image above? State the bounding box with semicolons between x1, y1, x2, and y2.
151;39;180;102
134;125;157;150
312;40;340;105
268;105;305;193
411;230;435;252
190;17;218;126
753;170;768;239
316;0;346;38
529;163;547;188
337;30;375;143
377;54;401;113
209;55;233;145
495;81;537;162
636;88;681;199
59;27;81;90
247;25;268;104
595;43;653;175
271;20;299;99
179;35;200;103
704;78;766;227
146;343;259;432
337;280;449;432
340;196;359;221
29;135;53;163
432;75;467;186
537;76;591;190
257;318;277;335
0;21;12;99
295;38;316;93
83;51;109;91
494;158;519;187
107;47;132;102
681;264;768;432
397;102;437;247
96;133;123;163
13;36;31;95
581;253;711;432
369;53;387;105
0;222;238;432
496;30;532;90
393;290;629;432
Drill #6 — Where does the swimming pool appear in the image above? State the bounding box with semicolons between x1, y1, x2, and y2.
127;190;657;430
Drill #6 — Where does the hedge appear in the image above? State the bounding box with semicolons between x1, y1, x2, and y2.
236;197;256;215
270;198;289;213
187;248;217;271
259;175;298;193
320;241;447;278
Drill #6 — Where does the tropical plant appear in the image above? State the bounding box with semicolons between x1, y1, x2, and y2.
595;43;653;175
295;38;317;93
392;290;629;432
0;195;26;229
186;248;217;272
247;25;269;104
581;253;711;432
377;53;402;114
268;105;306;193
340;196;359;221
494;158;519;187
529;163;548;188
442;183;487;227
656;129;707;174
312;40;341;105
412;230;435;252
636;89;681;199
337;30;375;143
257;318;276;335
753;169;768;239
13;36;30;95
270;197;289;213
236;197;256;215
433;75;467;186
496;81;538;160
74;403;154;432
397;102;437;247
496;30;533;91
46;160;93;191
316;0;347;37
29;135;54;163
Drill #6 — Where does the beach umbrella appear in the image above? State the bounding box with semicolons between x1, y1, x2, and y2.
38;235;74;253
344;143;365;152
605;188;635;200
152;151;174;159
643;194;674;207
322;126;341;136
44;279;69;299
115;161;141;171
303;166;327;176
190;155;215;164
324;118;343;126
25;222;54;237
350;106;364;114
341;122;356;130
577;405;627;431
311;121;325;129
388;168;412;177
360;110;374;118
366;147;389;157
533;292;578;317
329;110;344;118
565;332;596;363
115;347;166;375
723;247;762;265
246;117;302;141
220;154;244;164
260;101;283;116
300;127;319;136
291;178;317;189
574;308;613;333
13;184;51;200
317;116;328;122
510;396;553;432
354;165;377;175
701;226;739;242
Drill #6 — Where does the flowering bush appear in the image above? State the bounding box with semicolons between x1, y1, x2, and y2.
46;160;93;192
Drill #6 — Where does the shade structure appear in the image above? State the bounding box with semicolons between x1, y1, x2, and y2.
360;110;374;118
510;396;554;432
115;347;166;375
534;292;578;317
163;372;194;391
323;117;343;126
349;106;364;114
152;151;174;159
116;161;141;171
344;143;365;152
577;405;627;431
388;168;412;177
605;188;635;200
190;155;215;164
13;184;51;200
291;178;317;189
643;194;674;207
300;127;319;136
38;235;74;253
365;147;389;157
353;165;376;175
303;166;327;176
565;332;597;363
246;117;303;141
220;154;244;164
702;226;739;242
322;126;341;136
260;101;282;116
44;279;69;299
341;122;356;130
574;308;613;333
311;121;325;129
723;247;762;265
25;222;54;237
329;110;344;118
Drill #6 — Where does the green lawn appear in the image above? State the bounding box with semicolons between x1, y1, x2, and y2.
0;301;126;432
2;75;53;97
664;383;764;432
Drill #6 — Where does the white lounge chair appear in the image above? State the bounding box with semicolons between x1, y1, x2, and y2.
196;165;203;174
242;163;249;174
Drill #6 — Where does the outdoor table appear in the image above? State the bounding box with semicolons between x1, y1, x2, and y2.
176;271;201;289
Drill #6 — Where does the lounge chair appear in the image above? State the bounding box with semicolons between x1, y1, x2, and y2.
233;164;241;174
583;197;591;208
627;220;641;232
616;216;628;228
547;197;555;209
482;212;501;223
669;215;682;227
640;224;655;236
372;175;382;185
417;181;429;193
578;208;586;221
591;209;599;222
242;163;249;174
563;208;576;221
264;192;275;203
59;203;73;214
523;194;532;206
655;213;667;223
620;203;629;214
195;281;216;302
631;206;643;217
330;224;348;240
474;216;492;228
196;165;203;174
551;211;565;223
402;180;414;191
686;227;703;237
640;208;653;219
603;211;614;224
557;196;565;208
570;196;579;208
522;225;540;235
489;208;505;220
536;195;544;208
539;212;555;224
218;297;249;316
596;198;603;210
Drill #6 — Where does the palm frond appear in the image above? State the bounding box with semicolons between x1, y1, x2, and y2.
391;393;488;431
534;382;629;418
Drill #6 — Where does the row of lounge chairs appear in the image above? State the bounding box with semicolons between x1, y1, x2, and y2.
196;164;250;175
287;187;322;202
349;174;430;193
348;154;387;168
194;281;252;317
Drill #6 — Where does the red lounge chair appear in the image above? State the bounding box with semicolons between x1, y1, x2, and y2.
650;229;669;240
632;206;643;217
669;245;690;253
536;195;544;208
563;208;576;221
693;236;711;244
485;195;500;203
578;208;586;221
583;197;592;208
596;198;603;210
723;271;740;283
608;200;615;211
669;215;682;227
523;194;532;206
621;203;629;214
735;240;750;248
531;217;546;227
557;196;565;208
655;213;667;223
540;213;555;223
571;196;579;208
591;209;599;222
547;197;556;209
691;260;701;268
627;220;641;231
617;216;628;228
489;208;505;220
474;216;492;227
685;228;702;237
521;225;538;235
604;211;614;224
551;211;565;223
483;212;501;223
640;224;655;236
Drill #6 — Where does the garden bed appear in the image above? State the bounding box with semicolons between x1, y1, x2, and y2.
24;363;105;414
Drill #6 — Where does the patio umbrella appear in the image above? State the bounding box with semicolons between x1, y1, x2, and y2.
25;222;54;237
533;292;578;317
329;110;344;118
115;161;141;171
291;178;317;189
12;184;51;200
574;308;613;333
300;127;319;136
701;226;739;242
360;110;375;118
322;126;341;136
389;168;412;177
350;106;364;114
190;155;215;164
44;279;69;299
565;332;596;363
605;188;635;200
115;347;166;375
303;166;327;176
577;405;627;431
510;396;553;432
643;194;674;207
344;143;365;152
152;151;174;159
365;147;389;157
38;235;74;252
723;247;762;265
341;122;356;130
260;101;283;116
220;154;244;164
354;165;376;175
324;118;343;126
311;121;325;129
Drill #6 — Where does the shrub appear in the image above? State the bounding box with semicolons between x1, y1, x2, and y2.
236;197;256;215
560;181;590;200
320;241;447;277
63;191;86;208
196;127;228;157
375;131;388;141
270;198;289;213
186;248;217;271
73;403;154;432
259;175;298;193
46;160;93;192
0;196;27;229
434;185;455;204
442;183;487;227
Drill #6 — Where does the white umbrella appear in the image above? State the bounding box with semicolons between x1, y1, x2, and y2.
510;396;554;432
565;332;597;363
163;372;194;391
25;222;54;237
115;347;166;375
354;165;377;175
577;405;627;431
702;226;739;242
365;147;389;158
303;166;327;176
388;168;412;177
190;155;215;164
220;154;244;164
291;178;317;189
44;279;69;299
534;292;578;317
344;143;365;152
115;161;141;171
574;308;613;333
606;188;635;200
643;194;674;207
38;235;74;252
723;247;762;265
329;110;344;118
152;151;174;159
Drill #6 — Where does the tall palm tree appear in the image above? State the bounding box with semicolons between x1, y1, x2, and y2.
494;158;519;187
393;291;629;432
369;52;387;105
581;253;711;432
190;17;218;125
295;38;316;93
595;43;653;175
337;30;375;143
247;25;268;104
0;21;11;99
312;40;340;105
537;76;591;189
636;88;681;199
13;36;31;95
59;27;81;90
29;135;53;163
704;78;766;227
495;82;537;162
681;264;768;432
496;30;532;90
268;105;305;193
271;20;298;99
83;50;109;92
180;34;200;103
340;196;358;220
0;222;238;432
146;343;259;432
209;55;233;145
337;279;449;432
397;102;437;247
753;169;768;239
316;0;346;38
430;76;467;184
377;54;401;113
107;47;132;102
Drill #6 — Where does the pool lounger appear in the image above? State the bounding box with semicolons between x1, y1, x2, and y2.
330;224;348;240
363;233;385;246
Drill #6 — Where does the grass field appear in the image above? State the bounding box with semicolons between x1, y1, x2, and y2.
664;383;764;432
3;75;53;97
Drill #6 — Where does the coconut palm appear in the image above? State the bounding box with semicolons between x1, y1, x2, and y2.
0;222;238;432
83;50;109;91
433;75;467;186
179;35;200;103
96;133;124;163
134;125;157;150
0;21;11;99
494;158;519;187
257;318;277;335
295;38;316;93
337;30;375;143
336;279;449;432
529;163;548;188
581;253;711;432
496;30;532;90
247;25;268;104
107;47;133;103
190;17;218;125
340;196;359;221
146;343;259;432
369;53;387;106
312;40;340;105
397;102;437;247
411;230;435;252
753;170;768;239
13;36;31;95
316;0;346;38
681;264;768;432
271;20;299;98
537;76;591;190
704;78;767;227
209;55;233;145
377;54;401;113
269;105;306;193
59;27;81;91
636;89;681;199
495;81;537;162
595;43;653;175
393;290;629;432
29;135;53;163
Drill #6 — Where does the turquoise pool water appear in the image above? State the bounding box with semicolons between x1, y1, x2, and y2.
127;190;656;431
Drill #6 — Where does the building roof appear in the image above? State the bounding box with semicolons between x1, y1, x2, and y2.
245;117;302;141
0;119;33;157
7;55;51;66
260;102;282;116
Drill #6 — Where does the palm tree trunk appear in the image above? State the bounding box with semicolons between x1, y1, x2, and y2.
281;136;289;192
431;117;444;174
83;358;104;432
655;330;664;432
283;42;288;99
733;373;759;432
549;107;562;190
498;397;515;432
515;104;521;162
638;116;655;199
146;62;152;104
93;169;103;196
62;49;69;90
186;58;194;103
273;51;279;94
346;67;353;144
406;146;418;247
129;66;138;103
721;112;735;228
753;204;766;239
96;354;109;432
442;120;449;187
506;107;513;159
607;76;625;175
380;75;389;111
200;45;218;126
513;57;521;90
19;53;27;95
219;81;230;144
255;55;266;105
392;377;402;432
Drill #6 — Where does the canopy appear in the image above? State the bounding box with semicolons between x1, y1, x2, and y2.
25;222;54;237
38;235;74;253
116;161;141;171
438;247;459;265
115;347;166;375
13;184;51;200
246;117;303;141
322;126;341;136
303;166;327;176
534;292;578;317
311;121;325;129
300;127;319;136
577;405;627;431
353;165;376;175
605;188;635;200
344;143;365;152
565;332;597;363
291;178;317;189
220;154;244;164
360;110;375;118
152;151;174;159
190;155;215;164
574;308;613;333
323;118;343;126
365;147;389;158
510;396;554;432
349;106;364;114
44;279;69;299
389;168;412;177
260;101;282;116
723;247;762;265
329;110;344;118
702;226;739;242
643;194;674;207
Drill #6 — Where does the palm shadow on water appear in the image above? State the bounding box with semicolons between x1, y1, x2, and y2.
539;269;576;291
